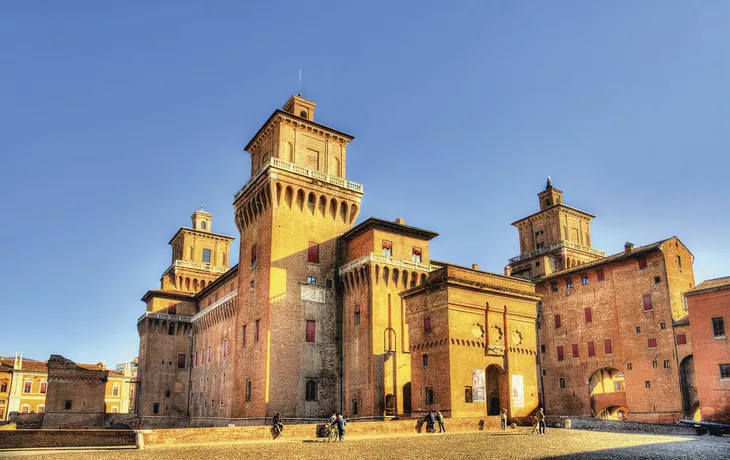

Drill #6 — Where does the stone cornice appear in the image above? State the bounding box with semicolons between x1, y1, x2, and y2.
511;204;595;227
245;109;354;154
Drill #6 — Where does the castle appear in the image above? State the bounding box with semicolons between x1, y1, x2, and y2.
136;95;700;426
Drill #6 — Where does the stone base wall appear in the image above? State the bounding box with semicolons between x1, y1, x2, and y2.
9;413;44;429
144;416;500;445
546;416;697;436
42;412;105;429
0;430;136;449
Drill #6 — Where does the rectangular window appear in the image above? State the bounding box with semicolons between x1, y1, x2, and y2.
422;354;429;368
572;343;579;358
566;277;573;289
636;326;641;334
153;402;159;414
255;319;260;342
652;360;658;368
24;381;31;393
676;334;687;345
551;283;558;293
542;369;546;376
202;248;211;263
424;316;432;332
643;294;653;311
177;353;186;369
223;339;228;358
648;338;657;349
557;346;564;361
65;400;72;410
168;324;175;335
587;341;595;357
40;382;47;394
308;242;320;263
596;269;605;281
354;306;361;326
713;317;725;337
554;314;561;329
326;279;333;288
720;364;730;379
645;381;651;389
654;276;661;284
536;242;544;249
559;378;566;388
245;380;251;402
251;245;257;267
352;399;359;415
677;255;682;269
664;360;670;369
584;308;592;323
540;344;546;353
242;325;246;346
581;274;589;285
425;387;434;404
464;386;473;403
250;279;255;290
660;322;666;330
627;363;632;370
604;339;613;355
412;247;422;263
382;240;393;257
638;257;647;270
305;379;318;401
307;276;317;285
207;346;211;363
195;351;199;366
306;320;316;342
614;381;622;391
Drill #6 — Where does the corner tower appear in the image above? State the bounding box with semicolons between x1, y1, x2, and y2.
233;95;363;418
508;178;605;280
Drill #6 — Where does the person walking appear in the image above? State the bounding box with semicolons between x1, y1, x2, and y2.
272;412;284;436
500;408;508;431
436;410;446;433
336;413;347;442
530;413;538;434
536;408;546;434
424;411;436;433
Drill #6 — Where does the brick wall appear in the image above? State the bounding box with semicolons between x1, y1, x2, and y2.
0;429;136;449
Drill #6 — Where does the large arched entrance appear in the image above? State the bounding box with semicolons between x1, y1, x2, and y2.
589;368;627;419
680;355;699;420
486;364;507;416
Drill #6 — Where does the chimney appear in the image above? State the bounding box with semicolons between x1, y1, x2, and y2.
14;352;22;370
395;218;405;225
504;266;512;277
472;264;479;270
624;242;634;254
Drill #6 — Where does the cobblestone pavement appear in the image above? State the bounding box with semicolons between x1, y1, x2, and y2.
3;429;729;459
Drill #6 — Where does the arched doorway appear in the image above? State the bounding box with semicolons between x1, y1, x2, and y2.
385;394;395;416
589;368;627;418
680;355;699;419
486;364;505;416
402;383;412;413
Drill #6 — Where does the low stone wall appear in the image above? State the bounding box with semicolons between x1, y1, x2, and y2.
144;416;501;446
42;412;105;429
9;413;44;429
0;430;136;449
547;416;697;436
105;413;143;429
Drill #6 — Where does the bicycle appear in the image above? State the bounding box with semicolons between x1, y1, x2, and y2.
320;424;339;443
271;423;284;438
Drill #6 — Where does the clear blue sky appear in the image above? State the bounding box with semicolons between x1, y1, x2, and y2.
2;1;728;367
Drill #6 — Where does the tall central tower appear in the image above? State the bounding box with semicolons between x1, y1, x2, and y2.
232;95;363;417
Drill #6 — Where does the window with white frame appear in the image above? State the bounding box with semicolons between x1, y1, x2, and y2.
23;380;32;393
21;404;30;414
37;405;45;414
111;406;118;413
40;381;47;394
112;384;120;396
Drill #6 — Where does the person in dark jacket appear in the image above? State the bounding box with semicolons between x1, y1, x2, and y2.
424;411;436;433
336;414;347;442
436;410;446;433
536;408;546;434
272;412;283;434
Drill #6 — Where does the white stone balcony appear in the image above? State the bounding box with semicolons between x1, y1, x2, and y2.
169;260;228;274
191;290;237;323
508;241;606;264
234;157;364;201
339;252;438;276
137;311;191;324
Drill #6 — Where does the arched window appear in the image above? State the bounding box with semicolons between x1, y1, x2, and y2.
21;404;30;414
112;384;120;396
201;221;207;230
111;406;118;413
37;405;45;414
300;110;308;119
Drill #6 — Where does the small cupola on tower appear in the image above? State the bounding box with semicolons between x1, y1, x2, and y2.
191;207;212;232
283;94;316;121
537;176;564;210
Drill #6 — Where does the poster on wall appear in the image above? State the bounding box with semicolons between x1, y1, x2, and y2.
512;374;525;407
472;369;486;402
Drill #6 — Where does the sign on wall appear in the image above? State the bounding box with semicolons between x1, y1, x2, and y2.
301;284;326;303
512;375;525;407
472;369;486;402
